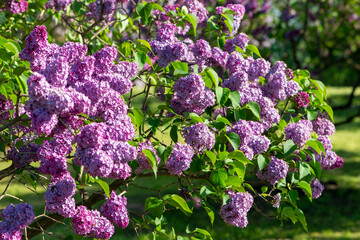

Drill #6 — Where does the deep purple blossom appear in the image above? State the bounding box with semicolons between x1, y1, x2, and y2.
182;123;215;153
101;191;129;228
256;156;289;185
220;190;253;228
166;143;194;175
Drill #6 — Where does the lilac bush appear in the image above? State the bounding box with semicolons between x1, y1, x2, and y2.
0;0;343;239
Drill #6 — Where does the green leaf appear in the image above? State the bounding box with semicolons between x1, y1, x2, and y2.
225;175;244;188
190;228;213;240
164;194;193;216
170;125;178;143
203;206;215;226
3;40;21;55
136;39;152;53
322;104;334;122
306;139;322;155
204;68;220;87
200;186;215;197
158;146;172;163
144;197;163;218
132;108;144;128
282;207;297;224
297;181;312;201
147;117;161;133
215;116;232;127
184;13;198;36
225;132;240;150
228;150;252;164
206;151;217;165
299;162;311;180
95;179;110;198
210;168;228;187
229;91;240;108
284;140;297;157
257;155;270;171
216;87;223;105
142;149;158;179
186;112;204;122
171;61;188;75
246;45;262;58
134;51;147;70
294;208;308;232
247;102;261;120
307;109;318;121
220;88;230;106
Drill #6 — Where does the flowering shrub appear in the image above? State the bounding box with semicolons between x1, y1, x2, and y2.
0;0;343;239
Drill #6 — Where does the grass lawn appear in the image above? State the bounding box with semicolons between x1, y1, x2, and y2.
0;86;359;239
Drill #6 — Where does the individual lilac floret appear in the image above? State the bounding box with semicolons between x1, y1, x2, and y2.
86;211;114;239
171;74;215;115
182;123;215;153
272;193;281;208
4;0;28;14
220;190;253;228
285;119;313;147
166;143;194;176
45;0;73;11
224;33;250;53
136;140;160;173
256;156;289;185
1;203;35;230
310;178;324;199
101;191;129;229
294;92;310;108
72;206;95;236
312;117;335;136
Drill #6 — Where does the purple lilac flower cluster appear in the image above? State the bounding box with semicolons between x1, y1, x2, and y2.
88;0;115;22
310;178;324;199
0;203;35;239
228;119;269;160
256;156;289;185
285;119;313;147
72;206;114;239
272;193;281;208
7;142;39;168
45;0;73;11
75;123;137;178
1;0;28;14
171;74;215;115
294;92;310;108
38;131;73;176
220;190;253;228
310;117;342;170
262;61;300;101
44;172;76;217
182;122;215;153
20;26;138;179
166;143;194;176
0;95;12;122
136;140;160;173
101;191;129;228
20;26;138;137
